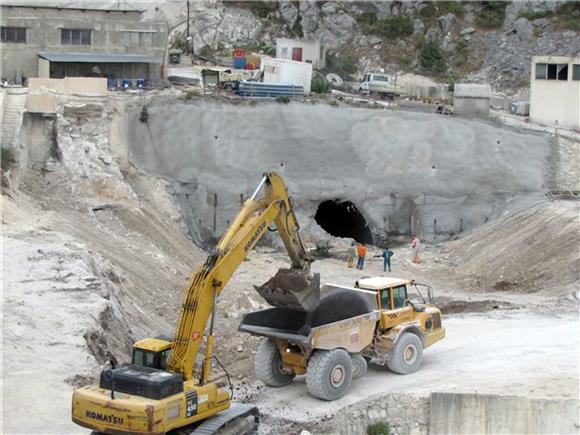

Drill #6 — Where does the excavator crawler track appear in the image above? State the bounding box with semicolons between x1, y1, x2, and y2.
171;404;259;435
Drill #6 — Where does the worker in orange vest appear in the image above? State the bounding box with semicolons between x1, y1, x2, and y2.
356;243;367;270
411;235;421;264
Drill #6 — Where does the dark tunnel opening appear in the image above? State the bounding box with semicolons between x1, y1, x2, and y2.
314;200;373;244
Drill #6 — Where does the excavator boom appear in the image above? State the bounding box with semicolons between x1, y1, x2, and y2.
168;172;319;380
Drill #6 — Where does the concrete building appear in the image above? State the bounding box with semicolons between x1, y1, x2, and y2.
275;38;326;69
530;55;580;130
453;84;491;118
0;3;167;83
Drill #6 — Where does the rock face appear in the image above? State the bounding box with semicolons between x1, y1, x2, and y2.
514;17;534;41
413;19;425;36
426;26;441;43
279;0;298;27
161;0;580;91
439;13;458;34
191;6;262;50
127;99;552;243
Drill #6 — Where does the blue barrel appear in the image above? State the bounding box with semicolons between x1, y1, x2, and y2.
233;57;246;69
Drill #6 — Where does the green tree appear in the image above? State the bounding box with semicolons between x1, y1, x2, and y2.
477;1;508;29
378;17;414;38
324;52;359;79
419;41;446;74
311;78;331;94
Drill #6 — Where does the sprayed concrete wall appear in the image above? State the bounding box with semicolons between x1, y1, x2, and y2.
126;98;552;244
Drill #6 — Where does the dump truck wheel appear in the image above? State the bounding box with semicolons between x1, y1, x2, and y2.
387;333;423;375
254;339;295;387
351;354;368;379
306;349;353;401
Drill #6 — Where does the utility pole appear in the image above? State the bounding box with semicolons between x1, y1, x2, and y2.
186;0;190;55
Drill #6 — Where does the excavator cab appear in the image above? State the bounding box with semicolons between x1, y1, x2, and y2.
131;337;172;370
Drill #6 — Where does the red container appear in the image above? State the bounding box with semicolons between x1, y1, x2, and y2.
244;63;254;70
233;48;246;58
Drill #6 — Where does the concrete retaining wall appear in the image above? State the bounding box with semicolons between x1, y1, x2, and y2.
28;78;107;95
311;392;579;435
430;393;580;434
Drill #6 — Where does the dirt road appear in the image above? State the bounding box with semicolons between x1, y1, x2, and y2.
247;312;578;428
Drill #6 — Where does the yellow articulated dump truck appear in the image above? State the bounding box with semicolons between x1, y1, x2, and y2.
240;277;445;401
71;173;321;434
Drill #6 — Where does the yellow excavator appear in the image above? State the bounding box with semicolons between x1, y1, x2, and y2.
71;173;320;434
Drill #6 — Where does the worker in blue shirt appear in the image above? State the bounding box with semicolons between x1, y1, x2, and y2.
375;247;394;272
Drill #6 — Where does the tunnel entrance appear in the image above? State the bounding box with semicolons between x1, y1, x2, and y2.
314;200;373;244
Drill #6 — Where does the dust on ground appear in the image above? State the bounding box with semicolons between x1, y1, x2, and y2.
2;94;579;434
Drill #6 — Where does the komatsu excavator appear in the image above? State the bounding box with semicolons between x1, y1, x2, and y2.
71;173;320;434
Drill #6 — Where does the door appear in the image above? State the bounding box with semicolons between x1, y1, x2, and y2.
380;285;413;329
292;47;303;62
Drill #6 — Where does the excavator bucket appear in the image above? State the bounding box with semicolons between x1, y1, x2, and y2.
254;268;321;312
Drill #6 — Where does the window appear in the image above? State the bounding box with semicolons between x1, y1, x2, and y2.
392;285;407;309
123;31;153;47
557;64;568;80
573;65;580;81
1;27;26;43
61;29;91;45
144;351;155;367
536;63;568;81
535;63;547;79
132;349;156;367
281;47;288;57
133;349;144;366
380;288;391;310
159;349;170;370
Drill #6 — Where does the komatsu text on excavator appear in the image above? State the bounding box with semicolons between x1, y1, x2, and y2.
71;173;320;434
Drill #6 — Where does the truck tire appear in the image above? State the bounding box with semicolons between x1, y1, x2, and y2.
387;333;423;375
306;349;353;401
254;339;295;387
351;353;368;379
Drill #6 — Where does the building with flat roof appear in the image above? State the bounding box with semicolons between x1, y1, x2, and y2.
275;38;326;69
0;3;167;84
530;55;580;130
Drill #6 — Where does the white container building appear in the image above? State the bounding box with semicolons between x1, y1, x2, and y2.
262;58;313;95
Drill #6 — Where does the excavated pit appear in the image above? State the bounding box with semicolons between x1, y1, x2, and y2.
314;200;373;244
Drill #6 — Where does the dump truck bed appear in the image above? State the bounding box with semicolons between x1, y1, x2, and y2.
239;285;381;352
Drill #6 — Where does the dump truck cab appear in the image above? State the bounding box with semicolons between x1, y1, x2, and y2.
357;276;445;354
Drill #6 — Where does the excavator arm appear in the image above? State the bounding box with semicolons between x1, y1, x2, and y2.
168;172;319;381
